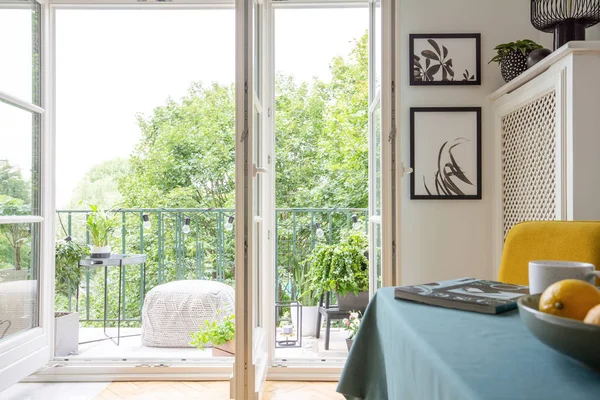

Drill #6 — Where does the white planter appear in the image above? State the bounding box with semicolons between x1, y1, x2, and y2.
301;306;319;337
90;245;111;259
0;269;28;282
55;312;79;357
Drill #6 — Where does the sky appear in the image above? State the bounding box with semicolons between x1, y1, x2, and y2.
1;6;368;208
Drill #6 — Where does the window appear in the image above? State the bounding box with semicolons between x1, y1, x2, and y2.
0;0;43;343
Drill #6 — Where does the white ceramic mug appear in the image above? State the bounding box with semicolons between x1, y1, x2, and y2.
528;260;598;294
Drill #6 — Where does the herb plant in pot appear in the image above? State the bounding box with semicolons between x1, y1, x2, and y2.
54;236;89;356
86;204;118;258
190;314;235;357
489;39;543;82
293;257;319;337
306;230;369;312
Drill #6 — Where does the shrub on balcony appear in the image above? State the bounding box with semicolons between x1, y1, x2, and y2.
305;230;369;298
55;237;89;299
190;314;235;348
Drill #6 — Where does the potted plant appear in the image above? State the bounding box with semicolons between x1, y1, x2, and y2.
306;230;369;311
343;311;361;351
54;236;88;357
190;314;235;357
86;204;118;258
292;257;319;337
489;39;543;82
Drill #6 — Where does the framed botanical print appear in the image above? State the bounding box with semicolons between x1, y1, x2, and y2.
410;33;481;86
410;107;482;200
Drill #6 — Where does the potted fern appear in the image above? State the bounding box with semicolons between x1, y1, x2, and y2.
306;230;369;311
292;257;319;337
86;204;118;258
190;314;235;357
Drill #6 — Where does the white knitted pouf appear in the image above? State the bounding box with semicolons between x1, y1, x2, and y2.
141;280;234;348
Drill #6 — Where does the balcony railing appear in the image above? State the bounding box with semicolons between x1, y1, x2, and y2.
56;208;368;327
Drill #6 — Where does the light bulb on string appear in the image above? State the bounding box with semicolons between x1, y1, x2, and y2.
182;217;191;234
315;223;325;238
142;214;151;229
351;214;360;230
225;215;235;231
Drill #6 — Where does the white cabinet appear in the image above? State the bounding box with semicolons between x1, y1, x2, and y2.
490;42;600;271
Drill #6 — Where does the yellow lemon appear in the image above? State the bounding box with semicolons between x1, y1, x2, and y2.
584;304;600;325
539;279;600;321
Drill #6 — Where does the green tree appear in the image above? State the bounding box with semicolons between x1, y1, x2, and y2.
68;158;130;209
0;161;30;204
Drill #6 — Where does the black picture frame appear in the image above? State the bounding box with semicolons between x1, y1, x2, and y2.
410;33;481;86
410;107;482;200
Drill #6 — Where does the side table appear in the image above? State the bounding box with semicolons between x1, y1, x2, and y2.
79;254;146;345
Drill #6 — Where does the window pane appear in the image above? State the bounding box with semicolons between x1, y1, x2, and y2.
0;0;41;104
0;101;41;216
0;222;40;342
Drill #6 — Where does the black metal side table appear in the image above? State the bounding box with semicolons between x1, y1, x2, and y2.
79;254;146;345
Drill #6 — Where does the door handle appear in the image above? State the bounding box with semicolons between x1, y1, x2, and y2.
401;162;413;177
253;164;268;178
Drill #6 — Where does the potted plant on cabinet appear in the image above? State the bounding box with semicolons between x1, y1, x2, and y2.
488;39;544;82
343;311;361;351
306;230;369;311
86;204;118;258
54;236;89;356
190;314;235;357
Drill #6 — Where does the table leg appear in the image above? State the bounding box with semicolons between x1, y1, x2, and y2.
325;316;331;351
103;265;108;339
116;259;123;346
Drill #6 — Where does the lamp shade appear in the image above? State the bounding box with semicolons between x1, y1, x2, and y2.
531;0;600;49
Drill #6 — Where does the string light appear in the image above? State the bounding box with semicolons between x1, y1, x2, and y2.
142;214;151;229
225;215;235;231
182;217;191;234
351;214;360;230
315;223;324;238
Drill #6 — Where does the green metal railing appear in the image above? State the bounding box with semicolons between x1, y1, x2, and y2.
55;207;367;327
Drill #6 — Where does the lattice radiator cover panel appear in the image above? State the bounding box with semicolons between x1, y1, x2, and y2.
501;90;557;239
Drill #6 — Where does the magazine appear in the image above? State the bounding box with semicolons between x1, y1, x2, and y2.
394;278;529;314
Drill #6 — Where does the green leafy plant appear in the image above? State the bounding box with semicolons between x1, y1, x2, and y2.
292;256;319;306
190;314;235;348
85;204;119;247
488;39;543;64
305;230;369;298
55;237;89;299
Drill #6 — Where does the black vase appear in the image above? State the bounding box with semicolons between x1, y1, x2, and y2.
500;50;529;82
527;48;552;68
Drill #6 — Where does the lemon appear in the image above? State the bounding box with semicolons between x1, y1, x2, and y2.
539;279;600;321
584;304;600;325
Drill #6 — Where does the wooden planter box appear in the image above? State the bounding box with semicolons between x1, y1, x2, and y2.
212;340;235;357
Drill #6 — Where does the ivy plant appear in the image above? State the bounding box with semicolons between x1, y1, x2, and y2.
55;237;89;299
190;314;235;348
305;230;369;298
488;39;543;64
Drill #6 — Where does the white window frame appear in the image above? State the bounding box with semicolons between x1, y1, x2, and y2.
0;0;53;391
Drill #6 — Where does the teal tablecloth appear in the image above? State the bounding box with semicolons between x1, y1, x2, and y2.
337;287;600;400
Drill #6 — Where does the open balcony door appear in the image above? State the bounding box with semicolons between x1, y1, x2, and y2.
234;0;269;398
0;0;53;391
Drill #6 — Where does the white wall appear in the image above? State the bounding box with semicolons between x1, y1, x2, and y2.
399;0;540;285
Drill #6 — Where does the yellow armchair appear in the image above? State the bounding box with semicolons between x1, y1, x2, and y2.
498;221;600;286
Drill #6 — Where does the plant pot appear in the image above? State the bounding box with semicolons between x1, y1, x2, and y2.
0;269;28;282
336;291;369;312
301;305;319;337
212;340;235;357
55;312;79;357
90;245;111;259
500;50;529;82
526;48;552;68
346;338;353;351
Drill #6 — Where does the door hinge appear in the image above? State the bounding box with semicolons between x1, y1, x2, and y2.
267;230;271;240
268;108;272;117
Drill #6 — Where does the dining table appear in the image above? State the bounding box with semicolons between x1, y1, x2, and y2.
337;287;600;400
